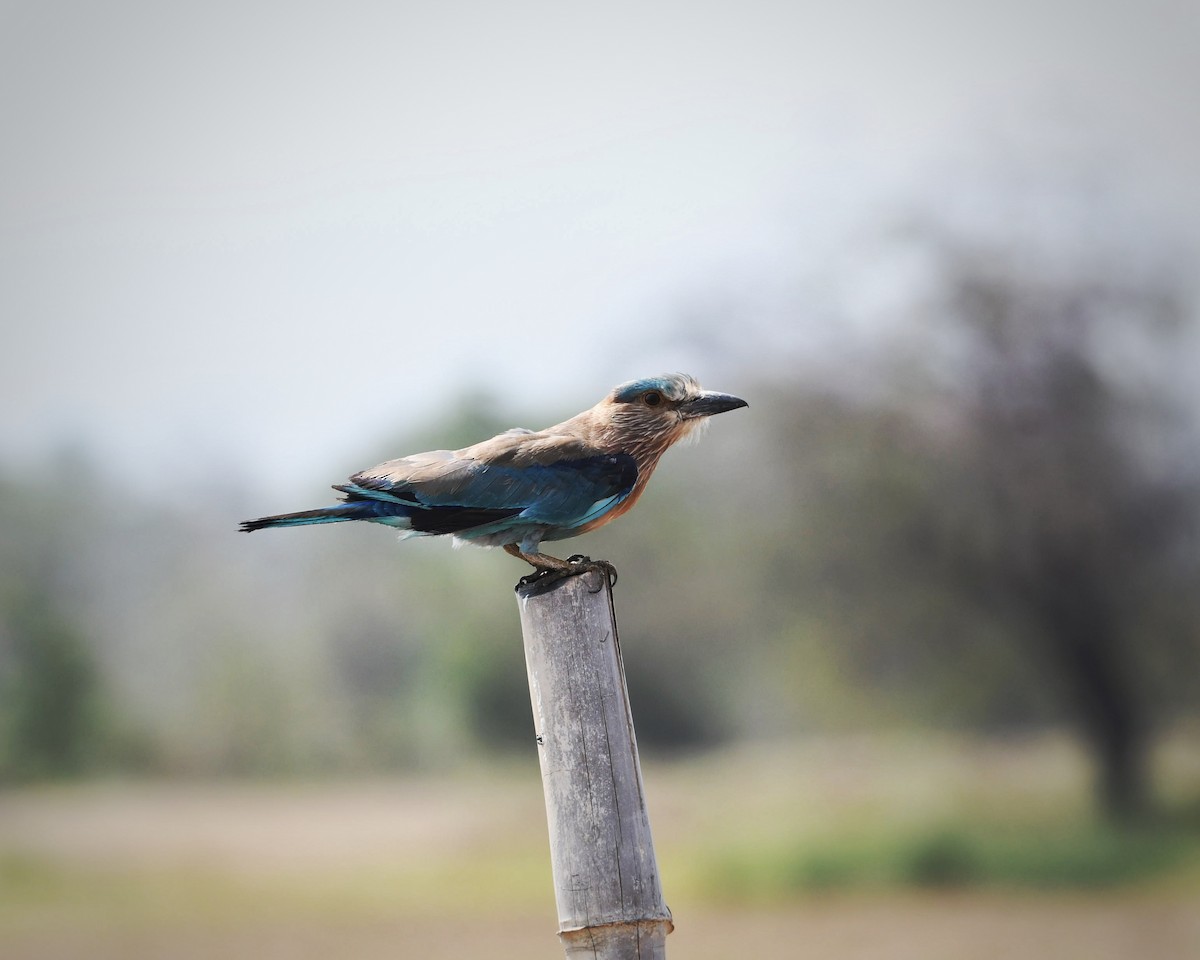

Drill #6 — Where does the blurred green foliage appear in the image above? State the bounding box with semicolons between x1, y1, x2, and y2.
707;820;1200;897
0;590;100;780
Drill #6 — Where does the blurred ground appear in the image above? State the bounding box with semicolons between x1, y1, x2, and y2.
2;896;1196;960
1;734;1197;959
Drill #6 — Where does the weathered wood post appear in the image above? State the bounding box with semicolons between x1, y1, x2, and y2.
516;567;673;959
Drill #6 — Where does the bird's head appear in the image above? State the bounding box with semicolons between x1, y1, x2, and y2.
598;373;748;456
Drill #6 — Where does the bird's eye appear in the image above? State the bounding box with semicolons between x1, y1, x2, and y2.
643;390;663;407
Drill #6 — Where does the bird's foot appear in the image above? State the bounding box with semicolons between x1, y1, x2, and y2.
516;555;618;593
567;555;618;590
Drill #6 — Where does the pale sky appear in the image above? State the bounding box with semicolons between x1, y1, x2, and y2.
2;0;1197;499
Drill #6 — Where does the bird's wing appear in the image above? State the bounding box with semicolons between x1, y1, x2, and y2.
336;430;638;533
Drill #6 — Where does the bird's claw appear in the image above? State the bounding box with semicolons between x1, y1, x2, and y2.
516;556;618;593
567;556;618;591
516;569;554;589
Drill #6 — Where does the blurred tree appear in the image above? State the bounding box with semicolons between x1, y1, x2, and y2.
0;589;102;780
915;235;1199;821
720;215;1200;820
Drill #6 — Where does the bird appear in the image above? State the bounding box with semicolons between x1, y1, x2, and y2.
240;374;747;582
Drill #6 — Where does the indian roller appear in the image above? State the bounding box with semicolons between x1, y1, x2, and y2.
240;374;747;581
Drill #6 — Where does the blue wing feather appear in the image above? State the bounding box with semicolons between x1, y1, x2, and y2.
346;452;638;534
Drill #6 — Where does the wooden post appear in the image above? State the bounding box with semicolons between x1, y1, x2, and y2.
516;568;673;959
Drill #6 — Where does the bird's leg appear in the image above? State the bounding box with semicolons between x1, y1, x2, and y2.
506;544;617;591
505;543;574;572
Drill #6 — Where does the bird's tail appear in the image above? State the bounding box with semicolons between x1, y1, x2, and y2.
239;503;389;533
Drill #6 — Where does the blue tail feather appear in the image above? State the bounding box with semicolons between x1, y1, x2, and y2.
239;501;411;532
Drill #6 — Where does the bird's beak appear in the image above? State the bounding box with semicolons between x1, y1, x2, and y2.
680;390;749;419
